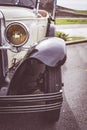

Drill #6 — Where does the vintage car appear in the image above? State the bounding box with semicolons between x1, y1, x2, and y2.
0;0;66;123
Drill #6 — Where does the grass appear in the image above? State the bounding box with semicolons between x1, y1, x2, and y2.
55;18;87;25
66;36;87;45
75;10;87;15
55;17;87;43
55;31;86;43
68;36;86;41
55;9;87;43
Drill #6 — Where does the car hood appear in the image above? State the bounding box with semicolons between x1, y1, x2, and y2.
0;6;36;21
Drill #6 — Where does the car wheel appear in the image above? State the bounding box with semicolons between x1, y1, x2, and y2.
43;66;62;122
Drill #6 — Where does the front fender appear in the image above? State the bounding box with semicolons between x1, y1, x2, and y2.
29;37;67;67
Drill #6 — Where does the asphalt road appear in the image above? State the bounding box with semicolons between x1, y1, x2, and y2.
55;24;87;38
62;42;87;130
0;42;87;130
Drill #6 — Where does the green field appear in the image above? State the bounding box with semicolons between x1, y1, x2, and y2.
55;18;87;25
68;36;86;41
75;10;87;15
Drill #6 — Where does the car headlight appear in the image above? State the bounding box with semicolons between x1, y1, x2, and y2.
5;22;29;47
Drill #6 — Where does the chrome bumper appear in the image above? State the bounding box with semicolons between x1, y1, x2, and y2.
0;91;63;113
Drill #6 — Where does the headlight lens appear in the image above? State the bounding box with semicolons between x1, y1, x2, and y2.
5;22;29;47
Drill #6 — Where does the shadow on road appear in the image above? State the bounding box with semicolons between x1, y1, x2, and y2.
57;94;81;130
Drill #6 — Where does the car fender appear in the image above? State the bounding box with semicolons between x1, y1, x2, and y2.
7;37;66;94
29;37;67;67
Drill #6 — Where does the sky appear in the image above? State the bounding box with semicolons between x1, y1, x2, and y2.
57;0;87;10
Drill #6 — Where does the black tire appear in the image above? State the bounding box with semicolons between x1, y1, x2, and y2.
43;66;62;122
8;59;45;95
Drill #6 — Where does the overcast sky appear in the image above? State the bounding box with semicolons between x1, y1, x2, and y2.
57;0;87;10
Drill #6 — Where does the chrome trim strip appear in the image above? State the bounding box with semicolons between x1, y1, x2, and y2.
0;91;63;113
0;102;62;113
0;91;62;101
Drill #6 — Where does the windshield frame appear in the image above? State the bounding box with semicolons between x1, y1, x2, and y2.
0;0;37;9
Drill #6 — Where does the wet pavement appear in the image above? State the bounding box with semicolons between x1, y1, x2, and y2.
62;42;87;130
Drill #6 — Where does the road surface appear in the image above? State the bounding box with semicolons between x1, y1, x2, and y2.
62;42;87;130
0;42;87;130
55;24;87;38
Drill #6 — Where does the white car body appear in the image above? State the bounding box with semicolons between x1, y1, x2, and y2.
0;5;49;67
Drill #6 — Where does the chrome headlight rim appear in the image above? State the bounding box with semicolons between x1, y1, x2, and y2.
5;22;29;47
